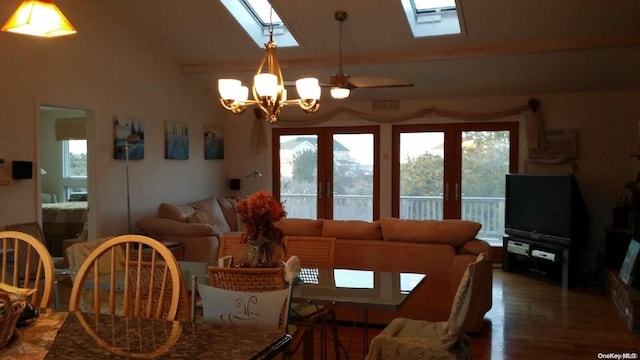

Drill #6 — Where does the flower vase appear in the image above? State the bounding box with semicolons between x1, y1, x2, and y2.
243;234;280;268
247;244;276;268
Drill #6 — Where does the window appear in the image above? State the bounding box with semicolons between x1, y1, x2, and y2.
400;0;463;37
62;139;87;201
62;140;87;178
273;127;380;221
392;122;519;246
220;0;298;47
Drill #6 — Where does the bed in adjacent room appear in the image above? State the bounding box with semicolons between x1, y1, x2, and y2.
42;201;87;257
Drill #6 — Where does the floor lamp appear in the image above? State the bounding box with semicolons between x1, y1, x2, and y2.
123;134;140;234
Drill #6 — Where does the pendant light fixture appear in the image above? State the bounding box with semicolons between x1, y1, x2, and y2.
2;0;76;38
218;4;320;124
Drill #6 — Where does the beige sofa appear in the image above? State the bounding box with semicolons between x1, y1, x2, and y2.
275;217;492;333
135;196;241;263
136;198;492;333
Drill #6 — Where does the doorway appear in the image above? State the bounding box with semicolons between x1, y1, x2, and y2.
39;105;91;257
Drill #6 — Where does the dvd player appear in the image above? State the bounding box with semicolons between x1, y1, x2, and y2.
507;240;529;256
531;249;557;262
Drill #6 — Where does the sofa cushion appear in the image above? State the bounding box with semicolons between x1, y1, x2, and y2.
158;203;194;222
189;197;231;234
186;209;228;237
186;209;213;225
380;218;481;247
276;218;323;237
217;197;239;232
321;220;382;240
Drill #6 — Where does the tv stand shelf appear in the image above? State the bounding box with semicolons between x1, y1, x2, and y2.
503;236;577;289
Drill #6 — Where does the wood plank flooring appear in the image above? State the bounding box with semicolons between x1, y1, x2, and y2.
57;268;639;359
293;269;640;359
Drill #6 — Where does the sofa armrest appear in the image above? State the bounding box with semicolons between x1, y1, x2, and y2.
136;217;220;237
458;238;491;257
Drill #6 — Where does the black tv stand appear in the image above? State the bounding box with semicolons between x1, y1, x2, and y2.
502;235;578;289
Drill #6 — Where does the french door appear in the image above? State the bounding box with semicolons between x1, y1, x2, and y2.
272;126;380;221
392;122;518;244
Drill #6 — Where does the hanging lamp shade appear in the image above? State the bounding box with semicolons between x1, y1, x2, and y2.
2;0;76;38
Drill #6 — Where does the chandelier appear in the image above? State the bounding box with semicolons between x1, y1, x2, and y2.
218;16;320;124
1;0;76;38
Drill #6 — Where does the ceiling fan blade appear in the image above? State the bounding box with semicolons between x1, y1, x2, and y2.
284;80;331;87
347;76;414;88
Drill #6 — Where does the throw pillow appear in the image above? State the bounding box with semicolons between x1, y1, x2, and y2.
187;209;213;225
185;210;224;237
190;197;231;234
158;203;194;222
217;197;239;232
236;212;246;232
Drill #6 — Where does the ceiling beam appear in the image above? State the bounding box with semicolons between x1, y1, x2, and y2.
180;34;640;74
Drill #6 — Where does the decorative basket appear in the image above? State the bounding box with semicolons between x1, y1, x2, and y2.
0;291;26;349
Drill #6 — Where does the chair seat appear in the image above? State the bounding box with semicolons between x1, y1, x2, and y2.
367;254;484;360
374;318;449;348
367;318;473;360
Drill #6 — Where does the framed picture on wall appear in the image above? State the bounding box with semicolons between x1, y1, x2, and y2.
619;239;640;285
113;116;144;160
165;121;189;160
204;125;224;160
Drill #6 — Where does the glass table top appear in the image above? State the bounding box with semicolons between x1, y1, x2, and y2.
292;268;426;310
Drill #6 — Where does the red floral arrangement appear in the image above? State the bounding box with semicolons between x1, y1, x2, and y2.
235;190;286;250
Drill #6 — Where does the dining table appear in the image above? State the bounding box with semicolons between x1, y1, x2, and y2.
0;309;291;359
291;267;427;357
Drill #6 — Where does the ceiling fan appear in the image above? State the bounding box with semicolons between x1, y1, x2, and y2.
329;10;414;100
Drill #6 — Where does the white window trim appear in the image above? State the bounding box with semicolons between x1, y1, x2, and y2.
401;0;464;38
220;0;298;48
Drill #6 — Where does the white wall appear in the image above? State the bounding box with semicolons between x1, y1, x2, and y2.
0;1;226;236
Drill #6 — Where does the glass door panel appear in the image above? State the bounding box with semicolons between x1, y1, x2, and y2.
460;130;511;245
332;134;374;221
278;134;318;219
398;131;445;220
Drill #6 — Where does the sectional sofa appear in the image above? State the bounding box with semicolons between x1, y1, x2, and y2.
135;196;492;332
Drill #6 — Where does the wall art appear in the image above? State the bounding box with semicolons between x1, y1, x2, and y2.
165;121;189;160
204;125;224;160
113;116;144;160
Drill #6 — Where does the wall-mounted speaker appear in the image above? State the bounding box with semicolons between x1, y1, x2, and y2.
12;161;33;179
229;178;241;190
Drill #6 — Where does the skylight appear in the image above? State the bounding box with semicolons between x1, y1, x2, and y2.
220;0;298;48
401;0;463;37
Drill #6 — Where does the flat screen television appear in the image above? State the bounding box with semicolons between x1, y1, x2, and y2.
505;174;588;246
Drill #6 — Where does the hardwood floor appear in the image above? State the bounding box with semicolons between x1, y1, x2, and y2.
57;268;639;359
295;269;640;359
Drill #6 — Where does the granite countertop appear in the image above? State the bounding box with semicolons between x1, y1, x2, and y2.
0;310;290;359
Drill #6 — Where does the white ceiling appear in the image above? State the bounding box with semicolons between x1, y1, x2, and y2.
109;0;640;102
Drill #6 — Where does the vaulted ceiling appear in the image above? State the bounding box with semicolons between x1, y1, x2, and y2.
110;0;640;102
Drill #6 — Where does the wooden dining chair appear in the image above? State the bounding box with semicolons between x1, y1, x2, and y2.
0;231;56;309
285;235;342;360
366;253;483;360
4;221;50;250
204;266;310;359
4;221;71;309
121;259;192;322
68;234;184;321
